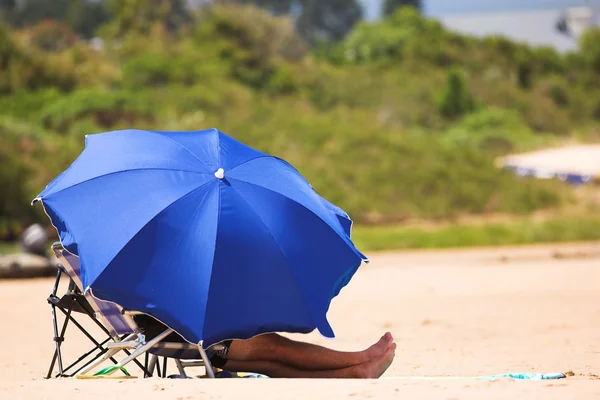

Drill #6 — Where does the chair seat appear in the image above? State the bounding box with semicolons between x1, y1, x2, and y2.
133;314;203;359
148;346;201;360
48;292;95;315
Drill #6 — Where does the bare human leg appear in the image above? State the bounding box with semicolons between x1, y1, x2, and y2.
225;332;394;371
222;344;396;379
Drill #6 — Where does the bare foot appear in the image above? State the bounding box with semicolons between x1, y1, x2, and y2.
365;332;394;360
357;343;396;379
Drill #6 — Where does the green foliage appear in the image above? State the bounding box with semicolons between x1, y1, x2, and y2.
65;0;110;38
224;0;362;45
103;0;191;39
352;215;600;251
5;0;72;27
579;28;600;75
545;76;570;107
220;0;293;15
0;241;19;254
441;108;542;154
21;20;79;52
341;7;468;66
0;117;67;234
0;0;109;39
0;143;34;228
0;88;62;119
383;0;422;16
0;23;78;93
1;3;600;243
121;52;206;88
37;89;155;131
436;68;475;119
296;0;362;45
193;4;307;90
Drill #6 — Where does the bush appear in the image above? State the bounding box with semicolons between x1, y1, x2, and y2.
0;24;78;93
441;107;542;153
436;67;475;119
193;4;307;89
341;7;461;65
0;117;70;235
37;89;155;131
545;76;570;107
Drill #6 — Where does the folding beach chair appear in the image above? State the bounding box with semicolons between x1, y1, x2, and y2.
47;242;216;379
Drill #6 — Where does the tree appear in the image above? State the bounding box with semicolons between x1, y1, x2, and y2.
383;0;421;16
65;0;110;38
437;67;475;119
8;0;71;27
217;0;293;15
222;0;361;46
296;0;362;46
0;0;17;22
102;0;192;39
0;0;109;39
579;28;600;74
194;4;306;88
24;20;79;52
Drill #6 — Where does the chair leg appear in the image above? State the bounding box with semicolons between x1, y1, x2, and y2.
162;357;168;378
52;308;152;378
55;306;121;362
80;329;174;377
47;304;65;378
112;329;174;372
175;359;188;378
198;344;215;378
155;357;162;378
147;354;159;377
47;270;117;378
61;336;112;377
77;333;138;376
50;297;76;377
72;297;151;375
46;269;65;379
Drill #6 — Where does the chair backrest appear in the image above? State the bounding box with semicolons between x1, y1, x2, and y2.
52;243;139;339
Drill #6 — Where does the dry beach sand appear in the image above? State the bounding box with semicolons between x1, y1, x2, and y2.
1;242;599;399
497;144;600;177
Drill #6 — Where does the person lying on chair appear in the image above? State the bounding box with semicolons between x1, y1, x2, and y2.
135;314;395;379
206;332;396;379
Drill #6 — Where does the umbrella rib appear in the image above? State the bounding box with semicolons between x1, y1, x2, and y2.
216;131;222;172
85;180;216;289
227;178;365;261
153;188;214;282
226;155;273;173
40;168;208;200
148;130;215;171
227;185;317;328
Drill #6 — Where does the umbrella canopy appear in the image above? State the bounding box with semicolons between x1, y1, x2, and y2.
34;129;368;347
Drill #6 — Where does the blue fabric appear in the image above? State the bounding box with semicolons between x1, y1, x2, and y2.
34;128;367;347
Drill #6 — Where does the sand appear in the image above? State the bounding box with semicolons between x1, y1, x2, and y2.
1;242;599;399
497;144;600;177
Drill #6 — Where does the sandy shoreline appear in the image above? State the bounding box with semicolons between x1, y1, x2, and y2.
2;243;599;399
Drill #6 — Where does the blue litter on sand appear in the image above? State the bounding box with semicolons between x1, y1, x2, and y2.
382;372;567;381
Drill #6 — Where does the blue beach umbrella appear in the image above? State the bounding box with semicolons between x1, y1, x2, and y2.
33;129;368;347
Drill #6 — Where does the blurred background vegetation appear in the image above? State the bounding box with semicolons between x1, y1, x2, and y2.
1;0;600;248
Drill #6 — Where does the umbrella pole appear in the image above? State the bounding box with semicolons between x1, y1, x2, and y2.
197;342;215;378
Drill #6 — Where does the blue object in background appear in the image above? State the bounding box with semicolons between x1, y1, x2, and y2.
34;129;368;347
